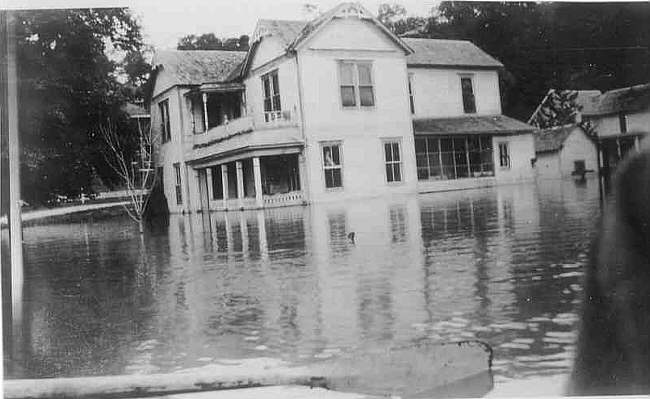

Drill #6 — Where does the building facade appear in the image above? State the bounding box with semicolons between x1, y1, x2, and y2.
534;124;598;180
149;2;536;214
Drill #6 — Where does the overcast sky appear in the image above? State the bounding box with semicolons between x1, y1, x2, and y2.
130;0;438;50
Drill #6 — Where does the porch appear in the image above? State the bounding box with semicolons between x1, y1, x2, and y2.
194;153;306;212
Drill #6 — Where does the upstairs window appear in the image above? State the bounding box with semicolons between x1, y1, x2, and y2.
159;99;171;142
619;112;627;134
408;74;415;114
262;70;281;122
460;76;476;114
384;140;402;183
498;142;510;168
322;143;343;188
339;61;374;108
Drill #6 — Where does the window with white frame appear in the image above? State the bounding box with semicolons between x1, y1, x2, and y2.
384;140;402;183
261;70;281;122
460;76;476;114
408;74;415;114
159;99;171;142
322;143;343;188
173;163;183;204
339;61;374;108
498;142;510;168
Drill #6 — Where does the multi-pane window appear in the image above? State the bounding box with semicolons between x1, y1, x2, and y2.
322;143;342;188
339;61;374;108
460;76;476;114
384;141;402;183
408;74;415;114
498;142;510;168
416;135;494;180
159;99;171;142
173;163;182;205
262;70;281;122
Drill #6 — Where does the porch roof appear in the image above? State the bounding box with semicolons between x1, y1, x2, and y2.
188;128;304;165
413;115;535;136
196;82;245;94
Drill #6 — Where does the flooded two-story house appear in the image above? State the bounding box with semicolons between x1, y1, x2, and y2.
149;2;536;213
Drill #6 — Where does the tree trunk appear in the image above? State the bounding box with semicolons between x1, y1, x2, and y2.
138;219;144;234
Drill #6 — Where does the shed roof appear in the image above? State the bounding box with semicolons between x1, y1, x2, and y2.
580;83;650;116
403;38;503;68
413;115;534;136
152;50;247;87
534;124;582;153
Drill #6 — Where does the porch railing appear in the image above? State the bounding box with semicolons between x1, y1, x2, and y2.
192;116;255;149
263;191;304;205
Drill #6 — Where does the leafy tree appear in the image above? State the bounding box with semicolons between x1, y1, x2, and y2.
11;8;146;207
529;90;580;129
176;34;250;51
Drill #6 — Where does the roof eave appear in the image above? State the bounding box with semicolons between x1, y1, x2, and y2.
407;63;503;70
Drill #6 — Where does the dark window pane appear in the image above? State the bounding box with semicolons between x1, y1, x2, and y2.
359;86;374;106
385;143;392;162
440;138;453;152
480;136;492;150
461;77;476;113
272;94;281;111
428;153;439;171
341;86;356;106
417;167;429;180
427;138;439;153
271;73;280;95
453;138;467;152
264;98;272;113
393;164;401;182
415;138;427;153
332;169;342;187
386;164;393;182
392;143;400;162
416;154;428;168
263;76;271;98
331;145;340;165
323;146;334;167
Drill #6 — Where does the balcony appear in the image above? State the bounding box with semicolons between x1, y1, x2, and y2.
186;110;302;164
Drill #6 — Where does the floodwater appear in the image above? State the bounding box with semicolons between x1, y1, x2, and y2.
2;179;602;395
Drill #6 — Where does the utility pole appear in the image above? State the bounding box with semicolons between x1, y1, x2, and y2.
1;9;24;375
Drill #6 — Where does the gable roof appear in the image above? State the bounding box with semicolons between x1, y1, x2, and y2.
152;50;247;88
413;115;534;136
403;38;503;69
254;19;307;48
580;83;650;116
534;124;586;153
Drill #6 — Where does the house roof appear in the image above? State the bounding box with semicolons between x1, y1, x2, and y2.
403;38;503;69
413;115;535;136
255;19;307;48
534;124;583;153
580;83;650;116
152;50;247;87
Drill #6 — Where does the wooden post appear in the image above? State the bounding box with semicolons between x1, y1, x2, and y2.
236;160;244;208
202;92;209;133
221;164;229;210
5;9;24;330
253;157;263;207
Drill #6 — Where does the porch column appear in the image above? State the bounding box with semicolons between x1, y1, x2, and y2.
298;153;309;202
221;164;229;209
253;157;263;207
236;160;244;208
206;167;214;202
202;92;209;132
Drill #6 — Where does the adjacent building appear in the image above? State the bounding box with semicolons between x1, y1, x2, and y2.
149;2;536;213
530;84;650;178
534;124;597;180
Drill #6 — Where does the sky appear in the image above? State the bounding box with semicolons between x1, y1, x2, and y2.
129;0;438;50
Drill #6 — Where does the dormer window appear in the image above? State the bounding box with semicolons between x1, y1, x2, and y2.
460;76;476;114
262;70;281;122
339;61;374;108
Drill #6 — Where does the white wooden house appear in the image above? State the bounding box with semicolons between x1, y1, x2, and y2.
149;2;536;213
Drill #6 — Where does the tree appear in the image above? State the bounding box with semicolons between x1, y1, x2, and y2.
11;8;146;208
177;34;250;51
96;118;157;233
529;90;581;129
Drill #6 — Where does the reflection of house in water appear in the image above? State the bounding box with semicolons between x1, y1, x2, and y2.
149;2;537;215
